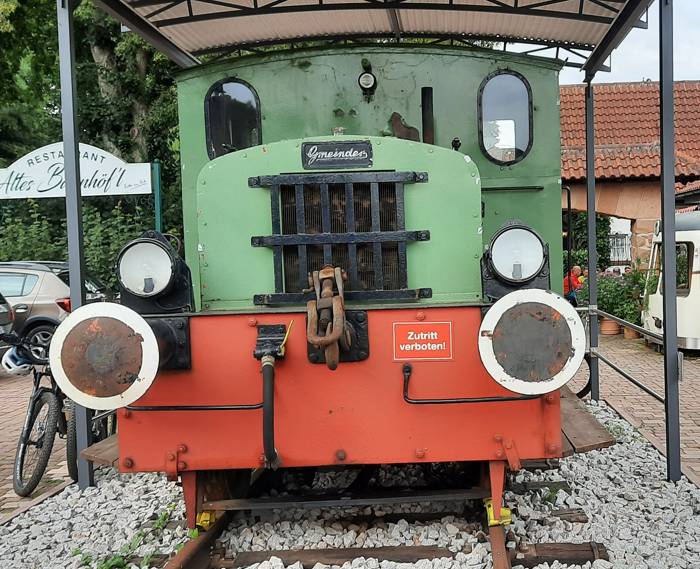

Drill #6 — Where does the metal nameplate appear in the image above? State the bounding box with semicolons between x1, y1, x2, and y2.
301;140;373;170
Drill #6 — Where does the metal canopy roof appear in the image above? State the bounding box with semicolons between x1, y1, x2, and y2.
97;0;651;74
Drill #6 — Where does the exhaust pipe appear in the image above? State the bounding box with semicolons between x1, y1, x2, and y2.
49;303;162;410
421;87;435;145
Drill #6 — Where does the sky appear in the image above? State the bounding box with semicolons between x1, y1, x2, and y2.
559;0;700;85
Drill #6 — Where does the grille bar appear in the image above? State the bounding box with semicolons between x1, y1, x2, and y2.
345;182;359;289
255;288;433;305
252;171;430;305
294;183;307;291
250;171;428;187
370;181;383;290
320;183;332;265
396;182;408;289
270;184;284;293
252;230;430;247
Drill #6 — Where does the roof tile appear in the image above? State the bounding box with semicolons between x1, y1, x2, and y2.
560;81;700;182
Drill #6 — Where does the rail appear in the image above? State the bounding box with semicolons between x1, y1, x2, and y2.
577;305;683;465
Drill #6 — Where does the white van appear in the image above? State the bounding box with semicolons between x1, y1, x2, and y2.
643;212;700;349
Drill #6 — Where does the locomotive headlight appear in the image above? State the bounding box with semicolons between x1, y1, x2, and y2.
358;71;377;91
489;225;546;284
117;239;175;298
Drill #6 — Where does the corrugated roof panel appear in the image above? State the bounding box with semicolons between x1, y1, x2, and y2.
99;0;653;67
165;11;393;53
398;11;609;46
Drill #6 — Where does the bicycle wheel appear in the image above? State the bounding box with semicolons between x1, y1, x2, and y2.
13;391;61;497
65;401;78;483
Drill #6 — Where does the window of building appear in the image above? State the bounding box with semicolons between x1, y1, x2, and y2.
205;79;261;159
478;71;532;165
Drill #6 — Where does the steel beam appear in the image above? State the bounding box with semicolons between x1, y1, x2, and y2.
584;81;600;402
191;32;597;59
154;2;619;28
583;0;651;79
659;0;681;483
56;0;94;488
95;0;199;67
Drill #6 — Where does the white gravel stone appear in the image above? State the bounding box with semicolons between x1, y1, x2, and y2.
0;468;185;569
505;401;700;569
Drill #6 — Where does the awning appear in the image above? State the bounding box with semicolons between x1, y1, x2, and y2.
97;0;652;74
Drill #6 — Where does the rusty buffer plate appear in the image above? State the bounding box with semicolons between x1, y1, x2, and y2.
61;317;144;397
478;289;586;395
491;302;572;383
49;303;159;410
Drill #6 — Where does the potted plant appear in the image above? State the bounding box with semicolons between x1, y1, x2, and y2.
597;275;624;335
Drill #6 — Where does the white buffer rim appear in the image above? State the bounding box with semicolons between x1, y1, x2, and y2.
478;289;586;395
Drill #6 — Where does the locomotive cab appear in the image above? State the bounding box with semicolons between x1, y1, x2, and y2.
49;45;585;527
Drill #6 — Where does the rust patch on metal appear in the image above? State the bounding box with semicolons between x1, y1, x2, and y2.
389;112;420;141
491;302;571;382
61;316;144;397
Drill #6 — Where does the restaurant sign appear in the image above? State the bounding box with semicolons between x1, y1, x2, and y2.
0;142;151;199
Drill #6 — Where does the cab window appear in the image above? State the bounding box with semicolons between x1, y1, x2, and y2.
478;71;532;165
205;79;261;159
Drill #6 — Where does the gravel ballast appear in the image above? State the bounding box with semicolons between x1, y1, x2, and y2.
0;470;186;569
1;400;698;569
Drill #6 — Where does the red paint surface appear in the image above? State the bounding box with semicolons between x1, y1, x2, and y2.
118;307;561;474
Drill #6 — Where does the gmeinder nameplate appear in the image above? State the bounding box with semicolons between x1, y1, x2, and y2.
301;141;373;170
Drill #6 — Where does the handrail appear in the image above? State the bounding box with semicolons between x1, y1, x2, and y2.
576;308;680;407
591;307;664;343
595;351;665;404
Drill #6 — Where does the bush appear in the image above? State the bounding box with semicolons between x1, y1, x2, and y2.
582;264;646;326
0;199;153;290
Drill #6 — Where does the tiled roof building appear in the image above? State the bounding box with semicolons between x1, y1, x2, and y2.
559;81;700;262
561;81;700;183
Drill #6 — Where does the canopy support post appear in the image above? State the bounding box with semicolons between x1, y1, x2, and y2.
659;0;681;483
585;81;599;402
57;0;94;489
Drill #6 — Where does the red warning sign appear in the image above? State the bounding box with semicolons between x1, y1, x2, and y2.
393;321;453;361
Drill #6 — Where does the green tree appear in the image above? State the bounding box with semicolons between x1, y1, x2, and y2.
567;212;612;271
0;0;180;282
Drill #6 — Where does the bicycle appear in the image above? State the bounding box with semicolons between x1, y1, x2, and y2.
2;333;69;496
2;333;116;496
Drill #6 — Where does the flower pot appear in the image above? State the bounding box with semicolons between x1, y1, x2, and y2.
599;317;621;336
623;327;642;340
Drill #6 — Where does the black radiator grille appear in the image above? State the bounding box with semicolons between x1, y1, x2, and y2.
249;171;431;305
280;182;401;292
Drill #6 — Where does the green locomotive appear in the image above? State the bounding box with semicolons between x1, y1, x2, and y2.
177;46;564;308
51;43;585;530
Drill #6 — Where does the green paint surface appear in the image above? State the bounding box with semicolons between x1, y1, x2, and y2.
176;45;564;311
197;136;482;310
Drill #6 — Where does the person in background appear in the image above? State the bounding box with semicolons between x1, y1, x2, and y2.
580;268;589;285
563;265;583;306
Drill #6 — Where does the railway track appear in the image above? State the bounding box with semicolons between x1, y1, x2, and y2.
154;465;609;569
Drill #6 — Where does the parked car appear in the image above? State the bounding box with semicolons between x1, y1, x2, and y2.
0;291;13;334
0;292;16;361
0;262;108;362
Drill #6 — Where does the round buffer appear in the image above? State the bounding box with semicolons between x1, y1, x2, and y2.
478;289;586;395
49;302;159;410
